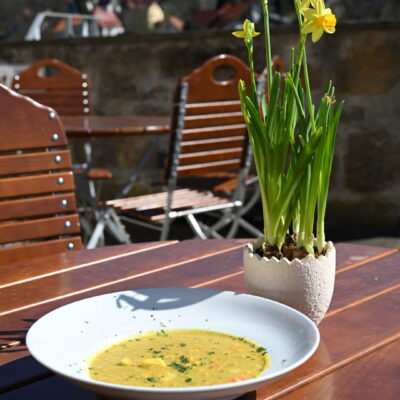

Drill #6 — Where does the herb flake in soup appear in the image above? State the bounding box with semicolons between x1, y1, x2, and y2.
88;329;271;387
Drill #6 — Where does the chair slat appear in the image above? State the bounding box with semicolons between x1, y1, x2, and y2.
106;189;192;207
0;150;72;176
185;100;242;115
183;112;244;129
0;237;82;264
180;137;246;153
179;148;243;166
18;89;88;98
0;193;77;222
24;100;90;114
110;189;230;214
0;93;67;152
177;159;242;178
0;172;75;199
43;107;90;116
0;214;81;244
182;124;246;140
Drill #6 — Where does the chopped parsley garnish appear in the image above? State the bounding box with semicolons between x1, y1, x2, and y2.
257;346;267;355
169;361;191;373
180;355;189;363
185;377;192;383
179;343;186;347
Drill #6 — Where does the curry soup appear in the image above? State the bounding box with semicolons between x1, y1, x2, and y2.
88;329;270;387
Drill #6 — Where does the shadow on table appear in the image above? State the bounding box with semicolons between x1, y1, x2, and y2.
0;355;50;393
116;287;232;312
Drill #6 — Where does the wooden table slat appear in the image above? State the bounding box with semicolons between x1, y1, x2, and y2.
2;288;399;398
62;115;171;138
275;340;400;400
0;240;398;399
0;242;177;286
0;239;248;315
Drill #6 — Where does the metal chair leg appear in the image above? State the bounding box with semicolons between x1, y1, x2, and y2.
185;214;207;239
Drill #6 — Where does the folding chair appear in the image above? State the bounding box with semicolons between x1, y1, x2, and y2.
11;59;112;244
0;84;82;264
87;54;263;247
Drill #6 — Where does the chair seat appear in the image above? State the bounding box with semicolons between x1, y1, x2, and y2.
74;167;113;180
105;188;232;222
178;173;256;194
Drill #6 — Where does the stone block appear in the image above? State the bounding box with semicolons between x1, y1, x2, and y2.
344;129;400;192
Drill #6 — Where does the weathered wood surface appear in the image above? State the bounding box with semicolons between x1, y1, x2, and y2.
0;84;82;263
61;115;171;138
0;240;399;399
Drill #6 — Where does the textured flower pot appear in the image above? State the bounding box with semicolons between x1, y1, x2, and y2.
243;237;336;325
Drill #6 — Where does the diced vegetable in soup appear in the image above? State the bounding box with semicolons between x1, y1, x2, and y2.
88;329;270;387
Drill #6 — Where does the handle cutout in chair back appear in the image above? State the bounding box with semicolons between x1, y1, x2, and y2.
212;63;236;85
37;65;61;78
183;54;253;102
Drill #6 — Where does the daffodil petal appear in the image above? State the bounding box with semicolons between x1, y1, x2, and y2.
232;31;245;38
312;27;324;42
302;21;316;34
303;9;318;20
325;26;335;34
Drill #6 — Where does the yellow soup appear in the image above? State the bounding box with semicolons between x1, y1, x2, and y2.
89;329;271;387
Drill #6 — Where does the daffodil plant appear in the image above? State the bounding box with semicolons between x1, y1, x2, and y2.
234;0;343;256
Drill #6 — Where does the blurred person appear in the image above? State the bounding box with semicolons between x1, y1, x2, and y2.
147;1;165;30
122;0;183;33
53;0;94;37
94;0;124;35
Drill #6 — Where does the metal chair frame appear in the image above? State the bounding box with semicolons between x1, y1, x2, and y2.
87;80;255;247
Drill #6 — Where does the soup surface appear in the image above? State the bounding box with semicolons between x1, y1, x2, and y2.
88;329;270;387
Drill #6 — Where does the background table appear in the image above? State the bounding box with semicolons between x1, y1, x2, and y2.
62;115;171;199
0;239;399;399
61;115;171;137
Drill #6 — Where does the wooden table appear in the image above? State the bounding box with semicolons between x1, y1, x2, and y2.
1;240;399;399
61;115;171;138
61;114;171;200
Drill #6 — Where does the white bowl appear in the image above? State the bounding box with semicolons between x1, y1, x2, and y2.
26;287;319;400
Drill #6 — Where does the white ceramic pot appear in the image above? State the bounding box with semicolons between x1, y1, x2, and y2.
243;237;336;325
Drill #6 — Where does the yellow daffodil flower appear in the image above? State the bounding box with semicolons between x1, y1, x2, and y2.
232;19;260;44
301;0;337;43
301;0;312;12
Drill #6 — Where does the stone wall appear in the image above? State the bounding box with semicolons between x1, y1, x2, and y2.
0;22;399;237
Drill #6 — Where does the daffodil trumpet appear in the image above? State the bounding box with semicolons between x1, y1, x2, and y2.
234;0;343;256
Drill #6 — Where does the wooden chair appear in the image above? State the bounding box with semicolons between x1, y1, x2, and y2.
87;54;262;247
11;59;112;244
11;58;111;179
11;58;92;116
0;84;82;264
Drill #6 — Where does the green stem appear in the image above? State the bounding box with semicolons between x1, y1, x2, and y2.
261;0;273;96
302;49;316;133
293;0;316;134
317;219;325;253
246;41;258;106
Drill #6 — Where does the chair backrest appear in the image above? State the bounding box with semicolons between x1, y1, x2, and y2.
0;84;82;265
11;59;92;116
166;54;253;188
